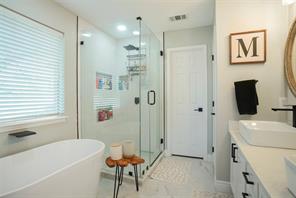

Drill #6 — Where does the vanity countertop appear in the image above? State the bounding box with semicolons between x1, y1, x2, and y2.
229;121;296;198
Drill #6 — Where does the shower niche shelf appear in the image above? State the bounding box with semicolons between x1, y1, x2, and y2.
127;54;146;60
127;65;146;76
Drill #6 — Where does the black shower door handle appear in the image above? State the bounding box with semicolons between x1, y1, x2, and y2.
151;90;156;105
147;91;151;105
147;90;156;105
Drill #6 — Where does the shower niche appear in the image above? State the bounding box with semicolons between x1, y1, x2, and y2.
79;17;164;177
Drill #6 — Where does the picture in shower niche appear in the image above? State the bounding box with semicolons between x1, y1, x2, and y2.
96;72;112;90
97;106;113;122
118;75;129;91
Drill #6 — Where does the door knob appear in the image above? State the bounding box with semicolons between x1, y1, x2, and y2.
194;108;203;112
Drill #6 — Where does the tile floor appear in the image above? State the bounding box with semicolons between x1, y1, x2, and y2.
97;156;233;198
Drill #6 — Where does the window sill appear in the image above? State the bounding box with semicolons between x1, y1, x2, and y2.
0;116;68;134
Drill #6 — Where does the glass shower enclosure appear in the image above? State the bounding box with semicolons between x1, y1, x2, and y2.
79;17;163;177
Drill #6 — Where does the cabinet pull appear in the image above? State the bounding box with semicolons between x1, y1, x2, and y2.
242;192;249;198
242;172;254;185
233;147;238;163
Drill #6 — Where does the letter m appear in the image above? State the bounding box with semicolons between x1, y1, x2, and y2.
236;37;259;58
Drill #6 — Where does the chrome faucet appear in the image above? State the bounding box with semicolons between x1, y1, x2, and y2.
272;105;296;127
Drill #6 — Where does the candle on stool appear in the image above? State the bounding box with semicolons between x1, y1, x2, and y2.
110;143;122;160
122;140;135;158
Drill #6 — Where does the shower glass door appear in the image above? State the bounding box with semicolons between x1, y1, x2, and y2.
148;30;162;164
79;17;163;177
139;21;163;174
79;18;141;174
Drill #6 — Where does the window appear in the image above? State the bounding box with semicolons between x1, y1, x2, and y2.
0;6;64;125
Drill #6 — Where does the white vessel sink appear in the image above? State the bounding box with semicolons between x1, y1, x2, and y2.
239;120;296;149
285;155;296;196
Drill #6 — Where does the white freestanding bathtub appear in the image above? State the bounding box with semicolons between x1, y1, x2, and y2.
0;139;105;198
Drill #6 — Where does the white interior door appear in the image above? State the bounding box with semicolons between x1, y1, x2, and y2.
167;45;207;158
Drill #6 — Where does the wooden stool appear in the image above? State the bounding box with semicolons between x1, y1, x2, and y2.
125;156;145;191
105;156;145;198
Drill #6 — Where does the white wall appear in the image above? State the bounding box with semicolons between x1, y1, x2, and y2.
215;0;288;181
164;26;214;154
0;0;77;157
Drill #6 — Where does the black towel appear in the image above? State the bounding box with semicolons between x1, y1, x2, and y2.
234;80;259;115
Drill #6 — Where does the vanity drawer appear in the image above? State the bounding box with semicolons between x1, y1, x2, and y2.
230;138;247;198
245;164;258;198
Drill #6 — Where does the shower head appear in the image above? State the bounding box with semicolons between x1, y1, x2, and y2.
124;45;139;51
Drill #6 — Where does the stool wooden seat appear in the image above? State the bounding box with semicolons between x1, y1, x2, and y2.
105;155;145;198
105;157;129;168
126;156;145;165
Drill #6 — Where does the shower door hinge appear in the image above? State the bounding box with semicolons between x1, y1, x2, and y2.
212;146;215;153
134;97;140;104
160;50;163;56
160;138;164;144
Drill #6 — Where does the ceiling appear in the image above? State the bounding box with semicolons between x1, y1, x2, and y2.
55;0;214;39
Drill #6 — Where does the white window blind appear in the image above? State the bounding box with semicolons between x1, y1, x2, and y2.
0;6;64;124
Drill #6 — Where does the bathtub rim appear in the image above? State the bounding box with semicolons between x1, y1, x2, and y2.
0;139;105;197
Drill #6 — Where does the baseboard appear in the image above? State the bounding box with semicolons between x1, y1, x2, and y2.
214;180;231;193
165;149;213;162
163;149;171;157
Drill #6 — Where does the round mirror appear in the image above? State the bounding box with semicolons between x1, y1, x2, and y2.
285;19;296;96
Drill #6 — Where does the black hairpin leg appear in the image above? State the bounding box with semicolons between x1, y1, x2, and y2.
116;167;124;198
133;165;139;191
113;166;119;198
119;167;124;185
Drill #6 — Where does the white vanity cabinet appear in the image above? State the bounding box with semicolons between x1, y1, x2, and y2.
229;121;296;198
231;138;247;197
230;138;262;198
258;184;269;198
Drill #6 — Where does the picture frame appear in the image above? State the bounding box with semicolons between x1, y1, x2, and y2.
229;29;266;64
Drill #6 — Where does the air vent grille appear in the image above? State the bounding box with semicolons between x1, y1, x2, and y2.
169;14;186;21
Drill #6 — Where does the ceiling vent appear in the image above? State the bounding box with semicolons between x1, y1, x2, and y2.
169;14;186;22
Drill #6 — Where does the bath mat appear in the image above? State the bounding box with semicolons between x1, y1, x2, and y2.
150;157;192;184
